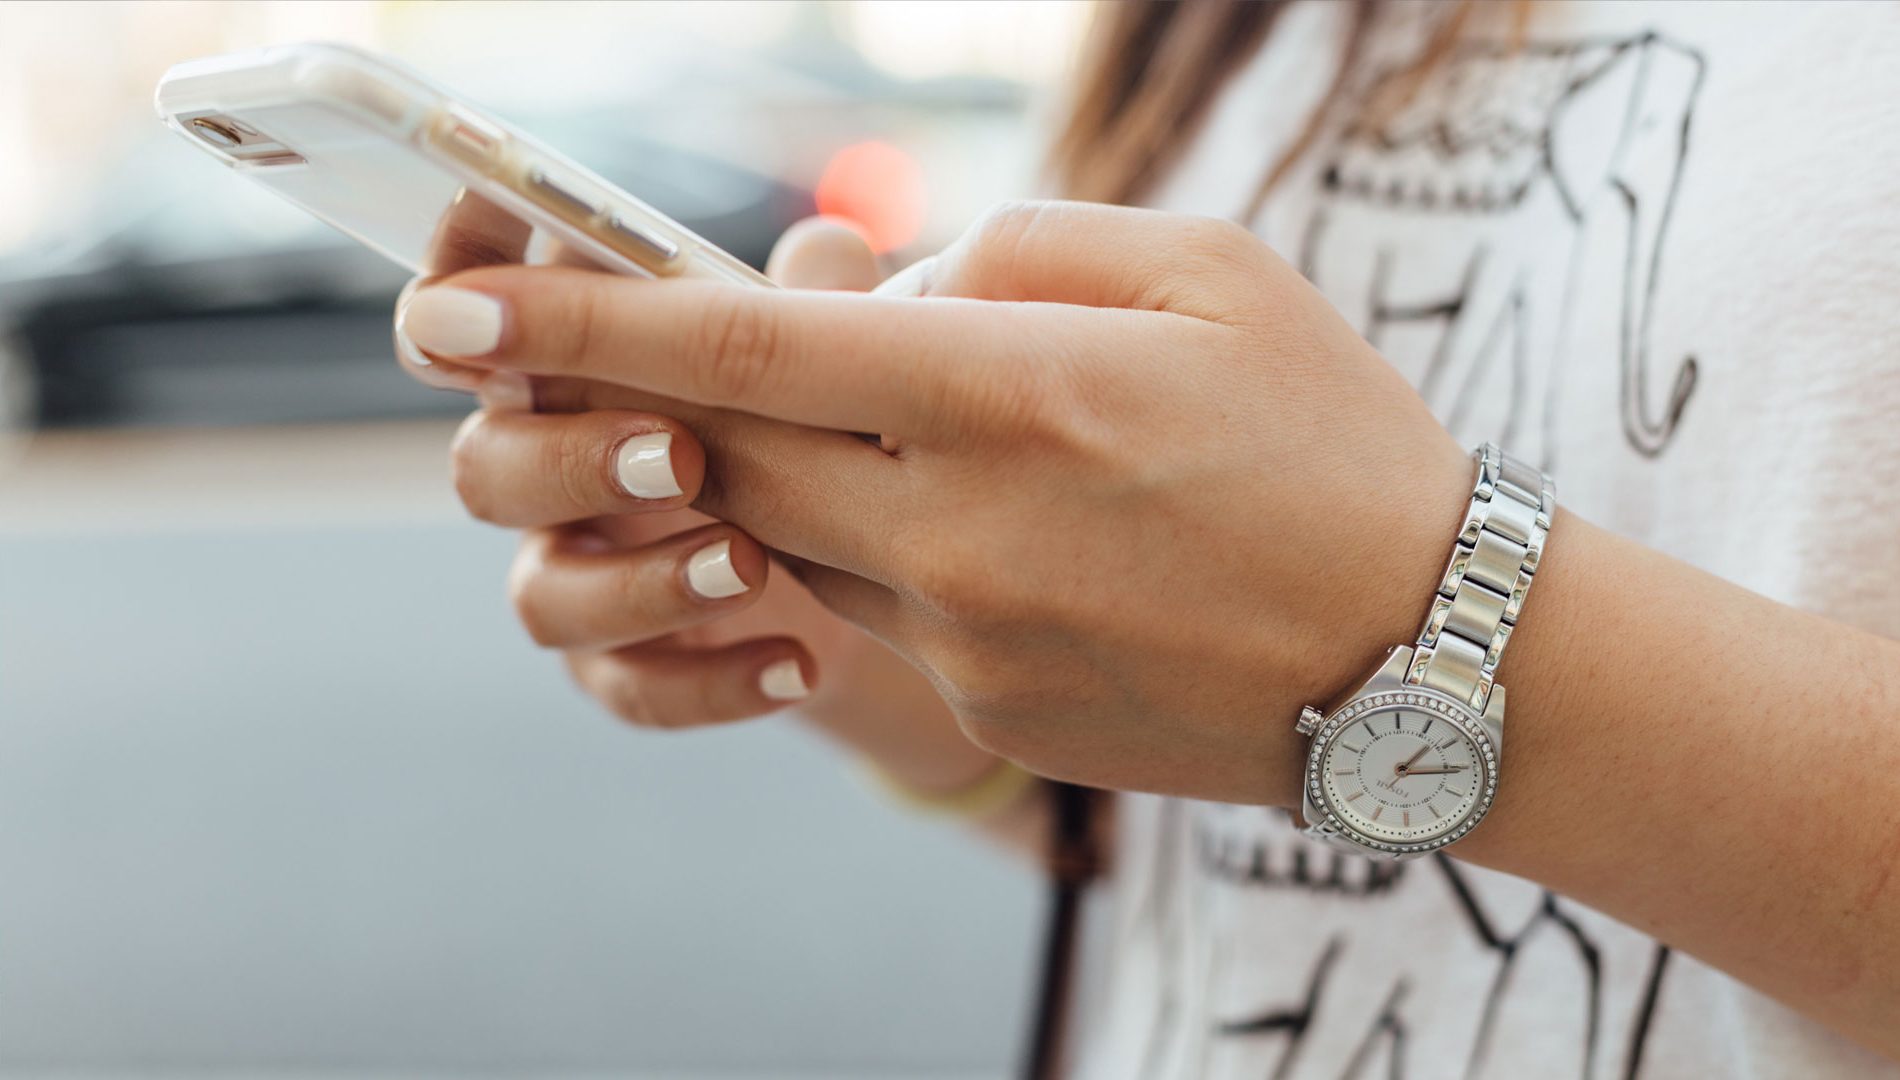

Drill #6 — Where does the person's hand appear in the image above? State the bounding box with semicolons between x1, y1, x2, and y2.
394;201;1477;806
407;219;985;791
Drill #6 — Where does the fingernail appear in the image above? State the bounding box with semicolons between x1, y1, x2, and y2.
398;286;504;357
479;371;535;412
759;658;809;701
615;431;683;500
685;539;748;599
873;255;936;298
394;323;483;391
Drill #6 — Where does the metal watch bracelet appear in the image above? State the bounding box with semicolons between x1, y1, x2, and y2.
1406;443;1554;710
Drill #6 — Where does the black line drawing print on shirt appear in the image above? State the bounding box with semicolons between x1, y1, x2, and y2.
1297;32;1705;466
1200;823;1675;1080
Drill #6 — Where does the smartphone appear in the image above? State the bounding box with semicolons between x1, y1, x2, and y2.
155;42;774;287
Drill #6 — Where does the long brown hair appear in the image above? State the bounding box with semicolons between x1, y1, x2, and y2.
1027;7;1520;1076
1047;0;1506;217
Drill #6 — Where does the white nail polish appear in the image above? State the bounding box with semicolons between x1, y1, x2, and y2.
395;322;486;392
398;286;504;357
479;371;534;413
615;432;683;499
759;658;809;701
685;539;748;599
873;255;937;298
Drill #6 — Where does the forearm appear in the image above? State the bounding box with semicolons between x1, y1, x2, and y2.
1453;515;1900;1055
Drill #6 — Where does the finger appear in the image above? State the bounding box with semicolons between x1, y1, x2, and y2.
450;409;703;527
872;254;937;298
424;188;534;276
509;524;766;650
926;200;1272;319
394;265;1059;437
766;217;882;291
568;638;814;729
454;393;905;577
397;190;538;392
394;276;488;392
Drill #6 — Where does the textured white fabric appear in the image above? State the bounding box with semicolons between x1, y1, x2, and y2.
1071;3;1900;1077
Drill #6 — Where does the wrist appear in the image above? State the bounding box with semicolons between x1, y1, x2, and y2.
864;754;1041;820
1434;510;1597;869
1269;442;1476;803
1287;443;1552;857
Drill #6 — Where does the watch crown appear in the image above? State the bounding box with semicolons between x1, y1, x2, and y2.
1295;706;1323;736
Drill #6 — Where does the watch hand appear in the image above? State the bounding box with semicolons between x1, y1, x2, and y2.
1402;765;1468;776
1395;742;1432;774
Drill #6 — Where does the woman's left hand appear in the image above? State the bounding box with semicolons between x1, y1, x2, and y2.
399;201;1475;805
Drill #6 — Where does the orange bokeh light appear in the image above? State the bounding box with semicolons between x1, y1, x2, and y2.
813;140;926;254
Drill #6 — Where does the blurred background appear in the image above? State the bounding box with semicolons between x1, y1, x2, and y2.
0;1;1091;1076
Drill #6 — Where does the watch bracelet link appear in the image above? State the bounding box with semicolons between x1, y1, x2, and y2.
1406;443;1554;711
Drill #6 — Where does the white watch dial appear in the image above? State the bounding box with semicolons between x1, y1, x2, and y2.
1318;703;1488;845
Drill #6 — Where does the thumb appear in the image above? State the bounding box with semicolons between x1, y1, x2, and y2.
765;217;882;291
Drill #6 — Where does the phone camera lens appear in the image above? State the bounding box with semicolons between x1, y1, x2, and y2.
190;117;243;149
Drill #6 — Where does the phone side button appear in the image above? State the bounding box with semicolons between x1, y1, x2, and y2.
526;168;603;219
434;105;503;168
605;215;682;268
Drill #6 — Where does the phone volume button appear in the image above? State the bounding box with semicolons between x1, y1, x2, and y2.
526;167;602;218
605;214;682;266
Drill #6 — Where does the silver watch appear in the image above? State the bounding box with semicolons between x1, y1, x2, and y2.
1294;444;1553;860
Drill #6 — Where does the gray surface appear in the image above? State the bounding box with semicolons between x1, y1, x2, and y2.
0;523;1038;1075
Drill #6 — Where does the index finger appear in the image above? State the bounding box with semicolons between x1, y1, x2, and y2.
394;265;1063;438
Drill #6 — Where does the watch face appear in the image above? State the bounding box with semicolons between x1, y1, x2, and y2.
1308;691;1497;854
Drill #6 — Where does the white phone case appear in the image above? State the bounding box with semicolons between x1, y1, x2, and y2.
155;43;773;287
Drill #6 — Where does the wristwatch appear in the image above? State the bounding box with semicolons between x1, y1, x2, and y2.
1294;443;1553;859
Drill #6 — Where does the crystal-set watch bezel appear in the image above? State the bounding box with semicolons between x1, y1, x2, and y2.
1305;687;1499;856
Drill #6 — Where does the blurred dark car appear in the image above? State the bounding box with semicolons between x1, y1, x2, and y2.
0;115;811;431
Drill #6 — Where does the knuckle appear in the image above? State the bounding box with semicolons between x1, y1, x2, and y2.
606;675;659;728
1173;219;1267;295
448;415;500;523
696;292;782;403
567;652;654;728
506;552;560;648
551;421;607;511
557;283;608;375
689;670;727;727
969;199;1051;253
1181;215;1258;261
610;551;676;623
958;200;1054;289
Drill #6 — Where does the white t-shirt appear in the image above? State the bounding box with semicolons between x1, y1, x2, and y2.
1070;2;1900;1077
